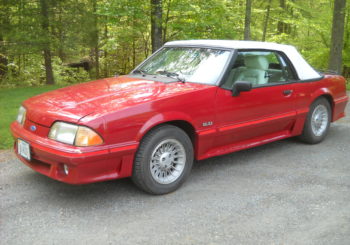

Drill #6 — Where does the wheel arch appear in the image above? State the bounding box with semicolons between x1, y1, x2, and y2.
319;94;334;109
165;120;196;143
297;90;333;144
136;112;197;145
310;89;335;120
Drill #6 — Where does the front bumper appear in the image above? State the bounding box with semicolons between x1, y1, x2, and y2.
10;121;138;184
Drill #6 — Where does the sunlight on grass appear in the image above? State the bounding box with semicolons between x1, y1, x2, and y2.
0;85;64;149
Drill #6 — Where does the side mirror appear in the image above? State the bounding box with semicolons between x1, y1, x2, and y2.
232;81;252;96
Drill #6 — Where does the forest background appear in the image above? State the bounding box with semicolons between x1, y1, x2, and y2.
0;0;349;87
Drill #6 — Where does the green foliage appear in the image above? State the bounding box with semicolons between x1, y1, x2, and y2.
0;56;90;88
1;0;349;84
163;0;236;40
0;55;44;88
0;85;64;149
52;57;90;85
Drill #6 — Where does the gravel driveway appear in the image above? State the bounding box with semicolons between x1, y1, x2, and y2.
1;100;349;245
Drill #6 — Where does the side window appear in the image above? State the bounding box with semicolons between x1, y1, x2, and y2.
222;50;296;89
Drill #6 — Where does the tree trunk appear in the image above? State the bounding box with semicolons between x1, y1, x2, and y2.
344;3;349;50
104;21;108;77
328;0;346;74
343;3;350;76
132;7;136;68
262;0;272;41
92;0;99;78
39;0;54;85
57;1;65;62
0;28;8;77
0;52;8;77
43;49;54;84
244;0;252;40
151;0;163;52
277;0;291;34
162;0;172;43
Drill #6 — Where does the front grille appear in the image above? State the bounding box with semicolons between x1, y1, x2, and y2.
23;119;50;138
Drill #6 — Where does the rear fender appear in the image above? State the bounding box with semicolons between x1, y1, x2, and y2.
309;87;338;120
309;87;334;106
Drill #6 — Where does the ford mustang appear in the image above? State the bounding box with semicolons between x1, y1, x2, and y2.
11;40;348;194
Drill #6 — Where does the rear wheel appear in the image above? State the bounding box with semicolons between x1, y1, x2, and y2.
298;97;331;144
132;125;194;195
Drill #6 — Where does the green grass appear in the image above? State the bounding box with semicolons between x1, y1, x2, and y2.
0;85;64;149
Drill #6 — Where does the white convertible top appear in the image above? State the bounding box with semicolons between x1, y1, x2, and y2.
164;40;322;80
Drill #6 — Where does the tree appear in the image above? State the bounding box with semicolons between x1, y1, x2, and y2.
0;1;9;77
1;0;349;87
91;0;99;78
262;0;272;41
151;0;163;52
277;0;292;35
39;0;55;84
329;0;347;74
244;0;252;40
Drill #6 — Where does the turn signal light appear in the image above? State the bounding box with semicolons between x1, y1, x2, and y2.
75;126;103;147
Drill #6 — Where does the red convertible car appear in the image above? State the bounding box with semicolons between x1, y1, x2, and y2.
11;40;348;194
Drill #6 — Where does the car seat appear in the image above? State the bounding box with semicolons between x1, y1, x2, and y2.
235;55;269;86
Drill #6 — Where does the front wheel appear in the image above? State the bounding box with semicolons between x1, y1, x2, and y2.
298;97;331;144
132;125;194;195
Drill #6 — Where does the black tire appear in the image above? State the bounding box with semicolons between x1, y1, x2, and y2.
298;97;331;144
132;125;194;195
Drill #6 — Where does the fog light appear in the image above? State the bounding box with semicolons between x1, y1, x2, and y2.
63;164;69;175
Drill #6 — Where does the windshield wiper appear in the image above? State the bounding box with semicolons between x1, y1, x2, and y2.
133;69;149;76
156;70;186;83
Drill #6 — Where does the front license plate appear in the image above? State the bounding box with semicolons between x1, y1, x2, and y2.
17;139;31;161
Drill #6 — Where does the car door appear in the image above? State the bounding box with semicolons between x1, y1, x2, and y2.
214;50;298;149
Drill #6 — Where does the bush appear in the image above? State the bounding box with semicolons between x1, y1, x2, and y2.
0;56;90;88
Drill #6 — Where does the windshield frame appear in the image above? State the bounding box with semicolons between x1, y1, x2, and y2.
131;46;235;86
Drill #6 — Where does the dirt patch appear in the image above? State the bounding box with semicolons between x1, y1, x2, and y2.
0;150;15;163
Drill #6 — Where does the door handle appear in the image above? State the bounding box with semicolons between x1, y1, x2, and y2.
283;90;293;95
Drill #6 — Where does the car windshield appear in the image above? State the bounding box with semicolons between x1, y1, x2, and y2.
136;47;231;85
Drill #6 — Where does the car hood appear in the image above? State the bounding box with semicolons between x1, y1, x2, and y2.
24;76;212;127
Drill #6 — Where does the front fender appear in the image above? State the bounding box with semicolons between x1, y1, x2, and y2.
136;111;196;141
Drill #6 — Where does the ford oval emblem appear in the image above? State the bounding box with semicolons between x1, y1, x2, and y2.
30;125;37;131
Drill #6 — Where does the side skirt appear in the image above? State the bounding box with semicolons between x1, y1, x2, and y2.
197;130;292;160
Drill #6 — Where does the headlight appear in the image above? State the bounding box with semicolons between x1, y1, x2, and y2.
16;106;26;125
48;122;103;146
48;122;78;145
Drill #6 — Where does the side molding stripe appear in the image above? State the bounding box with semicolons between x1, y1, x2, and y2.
218;111;296;133
334;96;349;104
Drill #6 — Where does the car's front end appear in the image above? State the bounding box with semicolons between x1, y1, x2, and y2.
11;102;138;184
9;78;148;184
